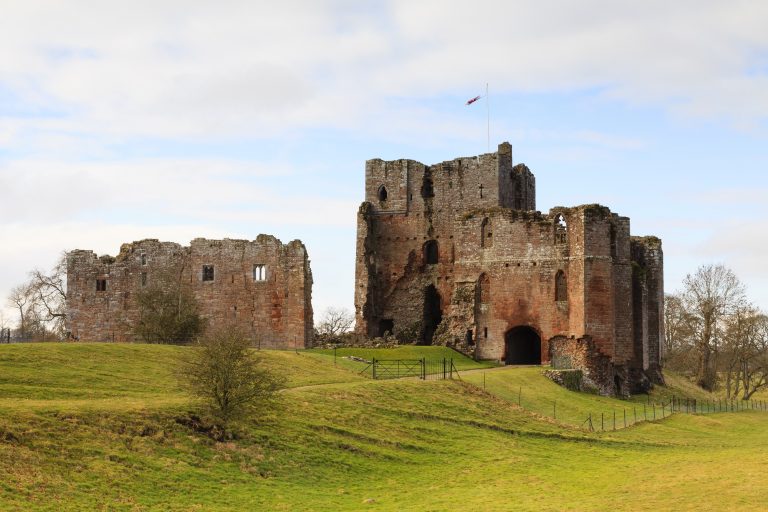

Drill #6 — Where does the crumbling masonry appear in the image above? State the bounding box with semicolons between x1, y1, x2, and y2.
354;142;664;394
67;236;313;348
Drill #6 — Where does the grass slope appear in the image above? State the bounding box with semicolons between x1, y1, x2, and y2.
1;343;767;511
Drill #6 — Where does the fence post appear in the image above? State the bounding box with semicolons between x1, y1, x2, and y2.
518;387;521;407
624;409;627;428
643;404;647;420
450;358;454;379
601;412;604;431
483;372;486;390
422;357;426;380
634;407;637;424
554;400;557;420
653;403;656;420
443;358;446;380
613;411;616;430
372;358;377;380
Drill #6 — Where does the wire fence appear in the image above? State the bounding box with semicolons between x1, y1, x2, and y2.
579;396;768;432
358;358;461;381
464;372;768;432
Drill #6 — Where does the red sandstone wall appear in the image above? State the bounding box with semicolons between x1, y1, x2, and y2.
66;236;313;348
354;142;663;385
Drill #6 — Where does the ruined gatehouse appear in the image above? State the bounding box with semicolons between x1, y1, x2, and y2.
67;236;313;348
354;142;663;394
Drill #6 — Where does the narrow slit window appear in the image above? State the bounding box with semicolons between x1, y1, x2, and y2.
555;270;567;302
253;264;266;281
141;253;147;265
202;265;215;282
141;272;147;287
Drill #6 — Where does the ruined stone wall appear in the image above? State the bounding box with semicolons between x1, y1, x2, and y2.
67;236;313;348
549;335;617;396
630;236;665;385
355;143;534;340
354;141;664;395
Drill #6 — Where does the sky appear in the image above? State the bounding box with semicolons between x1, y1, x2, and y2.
1;1;768;327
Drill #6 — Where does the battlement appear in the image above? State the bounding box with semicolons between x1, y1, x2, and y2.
364;142;534;215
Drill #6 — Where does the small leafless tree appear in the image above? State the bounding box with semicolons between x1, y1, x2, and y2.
721;307;768;399
663;293;697;371
680;264;746;391
180;326;284;427
315;307;355;338
27;254;68;338
7;283;33;340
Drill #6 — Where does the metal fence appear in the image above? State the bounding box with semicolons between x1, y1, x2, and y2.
580;396;768;432
359;358;461;381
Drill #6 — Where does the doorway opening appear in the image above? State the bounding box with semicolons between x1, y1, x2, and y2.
504;326;541;365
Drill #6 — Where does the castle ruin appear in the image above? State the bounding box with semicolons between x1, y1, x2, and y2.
354;142;664;394
67;235;313;348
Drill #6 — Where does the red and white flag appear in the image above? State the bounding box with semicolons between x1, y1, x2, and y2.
465;95;481;106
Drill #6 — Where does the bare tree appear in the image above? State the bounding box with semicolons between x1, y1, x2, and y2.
315;307;355;338
663;293;697;371
721;307;768;399
0;311;10;343
27;254;68;338
7;283;33;340
179;325;284;427
680;264;746;391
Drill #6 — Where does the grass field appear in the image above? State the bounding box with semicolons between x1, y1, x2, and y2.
1;343;767;511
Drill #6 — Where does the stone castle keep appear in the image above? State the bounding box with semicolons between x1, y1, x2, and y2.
354;142;664;393
67;236;313;349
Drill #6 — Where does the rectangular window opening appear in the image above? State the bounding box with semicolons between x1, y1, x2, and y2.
202;265;215;282
253;264;266;281
141;253;147;265
141;272;147;287
96;279;107;292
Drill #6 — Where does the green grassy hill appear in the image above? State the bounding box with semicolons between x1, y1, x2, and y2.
1;343;767;511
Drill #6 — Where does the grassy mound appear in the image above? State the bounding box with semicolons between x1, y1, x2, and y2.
1;343;767;511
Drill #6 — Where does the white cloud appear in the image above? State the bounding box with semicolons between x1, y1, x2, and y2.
1;1;766;145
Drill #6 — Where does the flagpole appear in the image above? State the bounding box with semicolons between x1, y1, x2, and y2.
486;82;490;152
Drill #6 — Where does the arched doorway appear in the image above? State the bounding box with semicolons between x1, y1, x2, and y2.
422;285;442;345
504;326;541;365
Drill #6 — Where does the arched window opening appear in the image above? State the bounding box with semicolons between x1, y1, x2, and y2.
554;214;567;244
377;185;388;202
476;273;490;304
555;270;567;302
424;240;438;264
481;217;493;248
421;168;434;198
